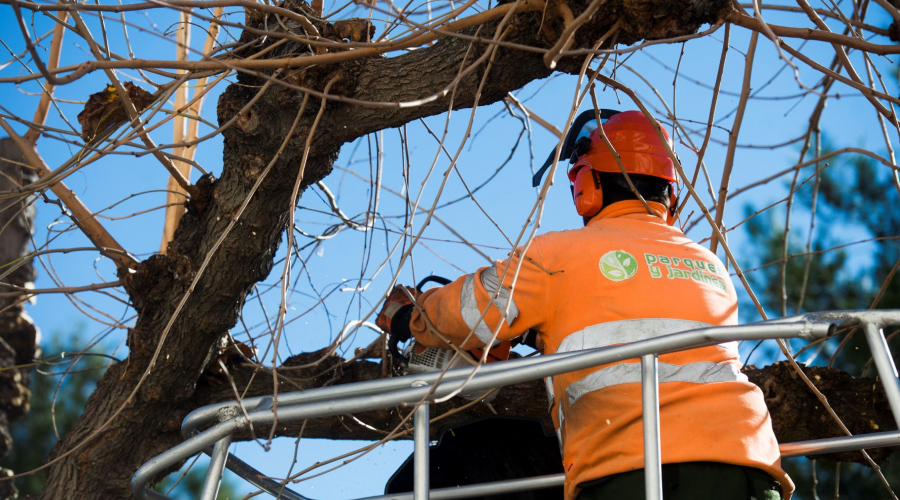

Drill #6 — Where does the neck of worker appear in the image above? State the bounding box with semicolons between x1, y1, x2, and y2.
585;200;670;226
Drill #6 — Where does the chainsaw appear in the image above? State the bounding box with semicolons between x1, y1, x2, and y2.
391;275;512;401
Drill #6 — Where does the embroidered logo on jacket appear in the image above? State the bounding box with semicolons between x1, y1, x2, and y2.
599;250;638;282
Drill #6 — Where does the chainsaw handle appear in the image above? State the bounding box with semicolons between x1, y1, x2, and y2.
416;275;451;293
386;276;450;364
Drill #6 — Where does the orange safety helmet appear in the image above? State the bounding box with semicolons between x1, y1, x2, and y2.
566;110;680;219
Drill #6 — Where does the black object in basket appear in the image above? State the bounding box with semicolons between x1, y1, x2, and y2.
385;416;564;500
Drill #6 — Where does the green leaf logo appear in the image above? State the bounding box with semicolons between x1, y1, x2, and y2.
599;250;638;282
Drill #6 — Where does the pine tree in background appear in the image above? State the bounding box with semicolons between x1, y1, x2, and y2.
741;142;900;499
2;332;239;499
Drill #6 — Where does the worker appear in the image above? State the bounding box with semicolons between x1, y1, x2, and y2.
376;109;793;500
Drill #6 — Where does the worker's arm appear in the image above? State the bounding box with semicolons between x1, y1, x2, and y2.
408;240;551;350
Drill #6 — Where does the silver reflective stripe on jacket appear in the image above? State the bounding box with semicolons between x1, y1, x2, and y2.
557;404;565;450
480;265;520;323
544;376;555;411
557;318;718;353
567;360;748;407
546;376;561;448
556;318;746;408
459;266;519;346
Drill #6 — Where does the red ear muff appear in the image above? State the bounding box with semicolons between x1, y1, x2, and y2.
569;165;603;218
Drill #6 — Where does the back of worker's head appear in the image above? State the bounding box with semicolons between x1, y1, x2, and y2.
600;171;671;206
567;110;679;224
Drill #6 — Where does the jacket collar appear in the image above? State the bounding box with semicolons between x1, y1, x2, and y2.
587;200;669;226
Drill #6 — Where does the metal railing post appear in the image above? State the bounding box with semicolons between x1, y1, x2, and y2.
863;322;900;430
414;401;430;500
199;435;232;500
641;354;662;500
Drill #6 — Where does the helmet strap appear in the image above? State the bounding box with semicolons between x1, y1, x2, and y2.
667;184;678;226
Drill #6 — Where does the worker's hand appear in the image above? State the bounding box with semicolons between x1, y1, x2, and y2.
376;285;419;342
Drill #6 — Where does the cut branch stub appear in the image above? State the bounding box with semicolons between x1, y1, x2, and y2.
324;19;376;42
77;82;154;144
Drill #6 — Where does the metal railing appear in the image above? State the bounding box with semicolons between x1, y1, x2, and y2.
132;310;900;500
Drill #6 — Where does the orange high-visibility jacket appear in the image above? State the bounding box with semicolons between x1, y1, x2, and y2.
409;200;793;500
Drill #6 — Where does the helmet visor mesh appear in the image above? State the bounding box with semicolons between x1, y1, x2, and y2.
532;108;621;187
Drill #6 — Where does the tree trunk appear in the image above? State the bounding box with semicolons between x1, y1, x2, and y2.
0;138;39;500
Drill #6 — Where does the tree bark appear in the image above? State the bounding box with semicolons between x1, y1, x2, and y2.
33;1;801;497
745;362;898;464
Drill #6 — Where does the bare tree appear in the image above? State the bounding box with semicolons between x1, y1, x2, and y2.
1;0;900;497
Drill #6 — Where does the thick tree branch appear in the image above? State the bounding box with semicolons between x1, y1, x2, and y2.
190;355;898;467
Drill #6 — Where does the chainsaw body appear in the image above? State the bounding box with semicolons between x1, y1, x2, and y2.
401;339;511;402
391;275;512;402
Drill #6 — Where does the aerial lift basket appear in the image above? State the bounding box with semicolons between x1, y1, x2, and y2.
133;310;900;500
